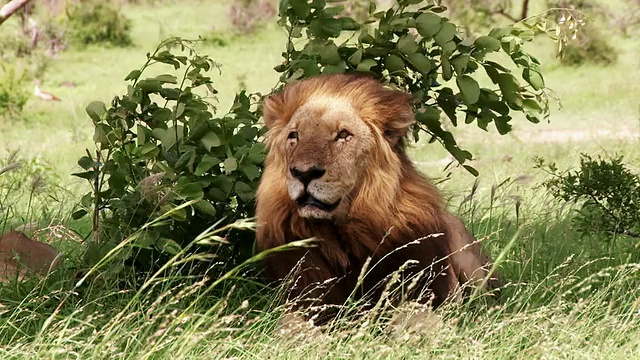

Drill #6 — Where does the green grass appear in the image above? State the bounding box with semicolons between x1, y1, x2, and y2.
1;0;640;358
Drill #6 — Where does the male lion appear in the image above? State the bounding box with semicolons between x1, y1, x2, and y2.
256;73;499;322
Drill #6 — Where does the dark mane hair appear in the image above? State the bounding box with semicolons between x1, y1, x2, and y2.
255;74;497;322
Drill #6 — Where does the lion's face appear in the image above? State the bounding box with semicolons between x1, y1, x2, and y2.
283;97;375;220
261;74;415;223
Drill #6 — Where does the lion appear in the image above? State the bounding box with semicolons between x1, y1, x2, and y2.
0;230;62;282
255;73;499;323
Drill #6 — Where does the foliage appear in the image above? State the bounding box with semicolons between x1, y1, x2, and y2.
536;154;640;240
0;62;29;118
558;25;618;66
229;0;277;34
0;152;63;231
73;0;553;271
73;37;265;270
276;0;550;173
65;0;132;47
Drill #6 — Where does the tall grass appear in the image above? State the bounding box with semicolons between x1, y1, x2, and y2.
0;1;638;358
0;172;639;359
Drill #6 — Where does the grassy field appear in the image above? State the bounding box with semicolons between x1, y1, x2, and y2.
1;0;640;358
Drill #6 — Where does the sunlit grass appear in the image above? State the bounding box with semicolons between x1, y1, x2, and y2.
0;0;639;358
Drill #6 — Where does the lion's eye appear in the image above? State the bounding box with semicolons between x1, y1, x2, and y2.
336;129;351;140
288;131;299;140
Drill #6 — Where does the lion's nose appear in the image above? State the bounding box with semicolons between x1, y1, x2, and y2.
290;166;325;186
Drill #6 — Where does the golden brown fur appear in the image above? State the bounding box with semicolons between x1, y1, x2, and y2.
256;74;499;322
0;231;62;282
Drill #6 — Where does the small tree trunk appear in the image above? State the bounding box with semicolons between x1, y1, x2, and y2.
0;0;33;27
521;0;530;21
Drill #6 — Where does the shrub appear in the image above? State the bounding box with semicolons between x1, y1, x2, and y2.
73;38;264;271
559;27;618;66
536;155;640;240
229;0;276;34
0;152;62;230
0;62;29;118
75;0;553;274
276;0;550;173
65;1;132;47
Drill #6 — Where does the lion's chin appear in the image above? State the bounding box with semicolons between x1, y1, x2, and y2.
297;206;334;220
295;194;341;220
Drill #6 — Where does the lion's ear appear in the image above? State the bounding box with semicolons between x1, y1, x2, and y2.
381;91;415;148
262;92;285;129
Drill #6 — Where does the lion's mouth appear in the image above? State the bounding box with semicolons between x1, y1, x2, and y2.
296;193;341;212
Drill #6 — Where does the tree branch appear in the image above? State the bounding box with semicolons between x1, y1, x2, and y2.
521;0;530;21
0;0;32;27
495;9;519;23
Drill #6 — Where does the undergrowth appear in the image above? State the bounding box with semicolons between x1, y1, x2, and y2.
0;174;639;359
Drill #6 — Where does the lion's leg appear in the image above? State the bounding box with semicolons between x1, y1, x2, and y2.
443;213;501;294
263;248;349;324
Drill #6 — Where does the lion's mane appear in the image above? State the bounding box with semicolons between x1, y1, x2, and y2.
255;74;495;320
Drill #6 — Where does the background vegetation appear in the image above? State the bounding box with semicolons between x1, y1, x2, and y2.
0;0;639;358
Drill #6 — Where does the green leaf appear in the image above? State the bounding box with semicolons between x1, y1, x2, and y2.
247;143;265;164
416;12;442;38
463;165;479;177
433;22;457;46
152;108;172;124
456;75;481;104
77;156;94;170
156;238;182;255
441;57;452;81
501;36;518;53
195;155;220;176
72;170;98;180
93;124;111;144
523;68;545;90
138;79;163;93
152;126;183;150
406;53;431;74
397;35;419;54
71;209;88;220
155;74;178;84
201;131;222;150
348;48;363;66
137;125;148;145
139;142;158;155
450;54;470;76
86;101;107;123
175;102;186;118
235;181;254;202
133;231;159;249
124;70;141;81
224;157;238;174
384;54;405;73
497;73;521;103
177;182;204;199
194;200;216;216
523;98;542;112
339;17;360;31
242;163;261;181
356;59;377;72
320;42;341;65
474;36;501;52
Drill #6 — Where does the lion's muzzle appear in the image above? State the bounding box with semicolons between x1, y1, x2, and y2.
287;165;343;219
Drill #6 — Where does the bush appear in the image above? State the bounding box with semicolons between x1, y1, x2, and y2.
0;62;29;118
75;0;552;274
536;155;640;239
276;0;550;172
559;28;618;66
0;152;62;230
229;0;276;34
65;1;132;47
73;38;264;272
